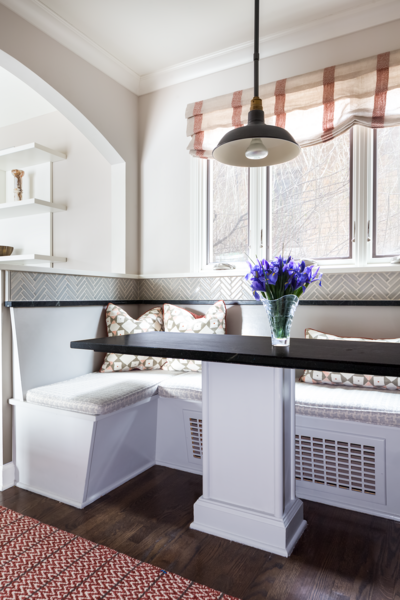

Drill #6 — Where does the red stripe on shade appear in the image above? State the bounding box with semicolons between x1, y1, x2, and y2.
193;101;203;117
372;52;390;127
322;66;335;141
274;79;286;128
194;131;205;158
232;90;243;127
193;101;203;134
193;101;204;157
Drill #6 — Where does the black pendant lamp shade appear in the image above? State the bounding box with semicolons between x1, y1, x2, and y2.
213;0;300;167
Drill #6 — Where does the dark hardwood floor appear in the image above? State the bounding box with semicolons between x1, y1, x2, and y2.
1;466;399;600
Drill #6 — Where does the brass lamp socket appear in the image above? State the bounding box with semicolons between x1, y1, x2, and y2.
250;97;263;111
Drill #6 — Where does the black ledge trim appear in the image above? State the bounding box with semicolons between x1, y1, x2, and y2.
4;300;139;308
299;300;400;306
4;300;254;308
4;299;400;308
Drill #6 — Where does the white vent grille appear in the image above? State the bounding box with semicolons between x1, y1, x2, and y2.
183;410;203;465
189;417;203;460
295;427;386;505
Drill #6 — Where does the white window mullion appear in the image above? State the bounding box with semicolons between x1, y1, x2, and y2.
367;128;392;265
364;128;375;264
248;167;266;262
266;167;272;261
352;125;372;267
190;156;208;273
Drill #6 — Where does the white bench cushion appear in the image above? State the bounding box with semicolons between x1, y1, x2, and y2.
26;372;181;416
295;381;400;427
158;373;202;402
156;376;400;427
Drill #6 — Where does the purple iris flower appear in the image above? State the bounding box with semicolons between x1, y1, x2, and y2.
245;254;323;301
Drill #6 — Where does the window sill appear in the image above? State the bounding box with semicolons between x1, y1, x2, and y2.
317;263;400;274
140;264;400;279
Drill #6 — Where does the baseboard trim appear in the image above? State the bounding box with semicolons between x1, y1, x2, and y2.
16;482;85;509
297;490;400;522
1;462;15;491
83;460;156;507
156;459;202;476
191;496;306;557
16;460;156;509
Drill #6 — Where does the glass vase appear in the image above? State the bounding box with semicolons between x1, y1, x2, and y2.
261;294;299;347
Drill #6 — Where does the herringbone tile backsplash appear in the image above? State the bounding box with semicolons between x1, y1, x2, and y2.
9;271;400;302
138;276;254;301
140;272;400;301
301;272;400;301
10;272;139;302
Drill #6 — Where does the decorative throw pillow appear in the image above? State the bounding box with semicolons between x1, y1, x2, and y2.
301;328;400;391
100;303;166;372
162;300;226;372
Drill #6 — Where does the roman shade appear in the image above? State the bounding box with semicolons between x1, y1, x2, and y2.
186;49;400;159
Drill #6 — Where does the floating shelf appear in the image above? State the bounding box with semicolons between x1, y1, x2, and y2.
0;199;67;219
0;143;66;171
0;254;66;265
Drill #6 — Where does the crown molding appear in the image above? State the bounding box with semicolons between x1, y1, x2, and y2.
0;0;400;97
0;0;141;94
140;0;400;95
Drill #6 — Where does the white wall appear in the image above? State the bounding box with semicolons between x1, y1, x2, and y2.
0;3;139;275
0;112;113;272
139;18;400;276
0;4;139;468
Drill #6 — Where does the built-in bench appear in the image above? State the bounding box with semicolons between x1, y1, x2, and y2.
12;369;400;521
158;375;400;521
8;302;400;521
11;370;202;508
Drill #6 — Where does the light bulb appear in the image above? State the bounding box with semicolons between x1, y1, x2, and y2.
245;138;268;160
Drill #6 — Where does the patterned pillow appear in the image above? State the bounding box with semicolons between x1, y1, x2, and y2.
162;301;226;372
100;303;166;372
301;328;400;391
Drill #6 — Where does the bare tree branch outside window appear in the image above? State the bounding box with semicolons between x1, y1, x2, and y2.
271;131;351;260
209;130;352;265
375;127;400;256
210;162;249;263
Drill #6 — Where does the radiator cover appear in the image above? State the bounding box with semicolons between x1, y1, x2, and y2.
295;426;386;505
183;410;203;465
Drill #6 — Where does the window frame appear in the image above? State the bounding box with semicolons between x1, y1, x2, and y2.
206;160;251;267
371;128;400;260
190;125;400;275
266;128;354;265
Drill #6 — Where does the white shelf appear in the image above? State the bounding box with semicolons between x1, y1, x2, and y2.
0;199;67;219
0;254;66;265
0;143;66;171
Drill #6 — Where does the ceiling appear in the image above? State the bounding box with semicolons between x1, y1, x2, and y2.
0;67;56;130
1;0;400;94
35;0;379;76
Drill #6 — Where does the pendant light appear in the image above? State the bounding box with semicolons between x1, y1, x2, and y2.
213;0;300;167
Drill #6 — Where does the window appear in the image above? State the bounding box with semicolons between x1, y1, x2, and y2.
207;160;249;264
192;124;400;272
269;131;351;260
373;127;400;258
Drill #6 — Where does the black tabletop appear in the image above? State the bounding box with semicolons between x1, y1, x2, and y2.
71;333;400;376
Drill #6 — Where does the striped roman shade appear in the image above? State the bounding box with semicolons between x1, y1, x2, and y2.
186;50;400;158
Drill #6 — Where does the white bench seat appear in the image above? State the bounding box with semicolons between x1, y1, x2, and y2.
14;368;400;519
26;371;181;416
158;372;202;402
13;369;201;508
295;381;400;427
158;374;400;427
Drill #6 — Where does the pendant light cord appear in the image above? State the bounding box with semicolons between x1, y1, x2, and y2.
254;0;260;98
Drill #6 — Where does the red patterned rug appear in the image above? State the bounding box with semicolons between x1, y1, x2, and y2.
0;506;239;599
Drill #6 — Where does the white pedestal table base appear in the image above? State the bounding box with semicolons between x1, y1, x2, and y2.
190;362;306;557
